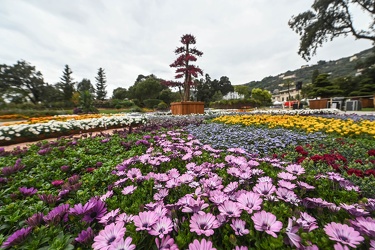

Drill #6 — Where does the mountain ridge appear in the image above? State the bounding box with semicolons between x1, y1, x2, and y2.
243;47;374;93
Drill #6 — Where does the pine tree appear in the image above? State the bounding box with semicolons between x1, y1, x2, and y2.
57;65;76;105
95;67;107;101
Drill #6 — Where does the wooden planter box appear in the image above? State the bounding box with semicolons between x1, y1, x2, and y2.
309;99;328;109
170;101;205;115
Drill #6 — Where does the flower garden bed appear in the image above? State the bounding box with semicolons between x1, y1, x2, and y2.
1;111;375;249
0;114;148;146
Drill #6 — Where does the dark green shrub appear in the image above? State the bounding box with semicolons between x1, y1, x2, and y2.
157;101;169;110
144;99;161;109
129;105;144;113
120;100;134;108
132;99;141;107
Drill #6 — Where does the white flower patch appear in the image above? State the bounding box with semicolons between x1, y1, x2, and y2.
0;113;148;144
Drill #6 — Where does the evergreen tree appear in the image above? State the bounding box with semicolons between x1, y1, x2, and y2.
77;78;95;94
95;67;107;101
56;65;76;105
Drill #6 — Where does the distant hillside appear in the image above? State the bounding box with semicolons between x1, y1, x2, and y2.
244;47;374;93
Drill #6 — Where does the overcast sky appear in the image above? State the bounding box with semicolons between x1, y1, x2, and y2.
1;0;373;96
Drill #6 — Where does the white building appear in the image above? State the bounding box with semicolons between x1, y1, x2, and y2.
272;87;300;102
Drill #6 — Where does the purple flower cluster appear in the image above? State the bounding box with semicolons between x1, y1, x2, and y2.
2;127;374;249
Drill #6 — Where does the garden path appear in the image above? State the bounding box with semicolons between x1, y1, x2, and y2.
1;128;121;152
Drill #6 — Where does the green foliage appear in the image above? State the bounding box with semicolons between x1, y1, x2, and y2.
112;87;128;100
196;74;234;105
288;0;375;60
79;90;98;114
0;108;72;117
0;60;48;104
157;101;169;110
158;88;177;105
95;67;107;101
143;99;161;109
251;88;272;106
244;47;374;94
234;85;250;99
129;105;143;113
55;65;76;106
127;75;167;103
77;78;95;94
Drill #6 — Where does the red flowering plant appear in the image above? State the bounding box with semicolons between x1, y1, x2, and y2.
164;34;203;102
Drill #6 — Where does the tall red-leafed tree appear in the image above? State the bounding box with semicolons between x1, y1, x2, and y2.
165;34;203;102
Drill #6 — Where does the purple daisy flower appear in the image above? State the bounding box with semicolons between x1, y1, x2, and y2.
277;172;297;180
253;182;276;196
126;168;143;181
70;202;96;216
297;181;315;190
51;180;64;186
25;212;44;228
296;212;318;232
153;205;169;218
340;203;369;217
277;180;296;190
1;227;32;249
101;138;110;143
44;204;70;225
218;200;242;218
350;216;375;237
133;211;159;231
285;164;305;175
233;247;248;250
370;240;375;250
60;165;70;172
189;212;220;236
323;222;364;248
109;237;136;250
38;193;60;204
75;227;94;245
230;219;249;236
276;187;300;204
209;190;229;205
155;235;179;250
99;209;120;225
178;173;194;184
116;212;134;224
285;218;301;248
153;189;169;201
333;243;350;250
100;190;114;201
167;168;180;179
92;222;126;250
251;210;283;238
149;217;173;238
181;197;209;214
223;182;239;193
19;186;38;196
121;185;137;195
83;198;107;223
257;176;273;183
188;238;216;250
237;191;263;214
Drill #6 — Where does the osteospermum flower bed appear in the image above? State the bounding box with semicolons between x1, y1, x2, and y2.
1;114;375;249
0;114;148;146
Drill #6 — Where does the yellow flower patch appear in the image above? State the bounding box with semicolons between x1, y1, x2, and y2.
213;114;375;137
